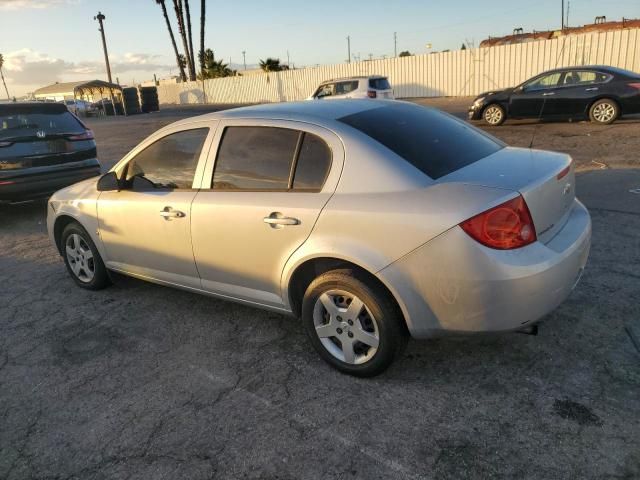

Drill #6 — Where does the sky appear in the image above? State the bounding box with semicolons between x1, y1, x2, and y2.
0;0;638;97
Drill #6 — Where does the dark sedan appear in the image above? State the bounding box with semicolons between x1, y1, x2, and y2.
469;65;640;126
0;103;100;203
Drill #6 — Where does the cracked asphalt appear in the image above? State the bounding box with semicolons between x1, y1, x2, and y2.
1;101;639;479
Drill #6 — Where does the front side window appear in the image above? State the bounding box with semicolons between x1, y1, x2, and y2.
212;126;332;191
524;73;561;91
314;84;335;98
125;128;209;189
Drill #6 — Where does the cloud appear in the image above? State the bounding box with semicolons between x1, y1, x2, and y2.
3;49;172;85
0;0;79;9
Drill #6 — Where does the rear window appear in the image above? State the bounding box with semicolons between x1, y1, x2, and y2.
369;77;391;90
338;102;503;179
0;107;84;140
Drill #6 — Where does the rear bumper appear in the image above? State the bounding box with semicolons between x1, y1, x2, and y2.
377;199;591;338
0;160;100;202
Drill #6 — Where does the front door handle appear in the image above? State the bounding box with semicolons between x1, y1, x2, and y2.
160;207;185;219
542;92;555;96
263;212;300;227
585;87;599;91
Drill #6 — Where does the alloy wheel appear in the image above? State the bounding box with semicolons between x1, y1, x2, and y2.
65;233;95;283
484;105;503;125
313;289;380;365
592;102;616;123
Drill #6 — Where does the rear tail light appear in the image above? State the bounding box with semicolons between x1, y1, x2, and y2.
556;164;571;180
67;130;94;141
0;180;16;185
367;90;377;98
628;82;640;90
460;195;536;250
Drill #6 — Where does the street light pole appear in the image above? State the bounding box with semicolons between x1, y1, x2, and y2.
347;36;351;63
94;11;112;83
242;50;246;70
394;32;397;57
561;0;565;29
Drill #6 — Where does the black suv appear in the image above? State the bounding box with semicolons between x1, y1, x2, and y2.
0;102;100;202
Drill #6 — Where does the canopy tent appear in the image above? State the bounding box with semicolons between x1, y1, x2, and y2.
33;80;128;116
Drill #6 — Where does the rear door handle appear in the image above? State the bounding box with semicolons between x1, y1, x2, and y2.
585;87;599;91
263;212;300;226
160;207;185;219
542;92;555;96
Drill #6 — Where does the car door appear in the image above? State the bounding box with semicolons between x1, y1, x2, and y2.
554;70;612;117
335;80;359;99
190;120;343;308
509;72;562;118
97;122;215;288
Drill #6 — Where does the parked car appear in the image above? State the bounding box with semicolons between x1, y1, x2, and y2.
309;75;394;100
468;65;640;125
0;102;100;203
60;99;97;117
47;100;590;376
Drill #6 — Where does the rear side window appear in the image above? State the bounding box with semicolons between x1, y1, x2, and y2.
335;81;359;95
293;133;332;190
212;126;332;191
213;127;299;190
126;128;209;189
0;109;84;140
339;103;503;179
369;77;391;90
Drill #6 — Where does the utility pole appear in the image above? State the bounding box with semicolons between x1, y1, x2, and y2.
346;36;351;63
561;0;565;29
242;50;247;70
287;50;290;67
394;32;397;57
94;11;112;83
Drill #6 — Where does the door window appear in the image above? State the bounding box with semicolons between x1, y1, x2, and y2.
314;84;335;98
212;126;332;191
524;73;561;91
561;71;611;86
125;128;209;189
335;81;359;95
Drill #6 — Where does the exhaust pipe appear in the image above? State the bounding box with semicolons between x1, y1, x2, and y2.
517;325;539;336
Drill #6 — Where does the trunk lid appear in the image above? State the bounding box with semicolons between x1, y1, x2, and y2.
440;147;574;244
0;135;96;170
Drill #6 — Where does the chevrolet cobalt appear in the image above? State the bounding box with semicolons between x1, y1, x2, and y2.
47;100;591;376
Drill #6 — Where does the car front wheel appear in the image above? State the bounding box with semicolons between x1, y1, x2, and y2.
589;99;619;124
302;269;408;377
482;103;506;126
61;222;111;290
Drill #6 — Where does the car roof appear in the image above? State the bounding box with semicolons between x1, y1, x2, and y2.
540;65;627;74
321;75;386;84
0;102;69;114
178;99;394;127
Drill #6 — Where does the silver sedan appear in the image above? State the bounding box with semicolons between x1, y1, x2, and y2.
47;100;591;376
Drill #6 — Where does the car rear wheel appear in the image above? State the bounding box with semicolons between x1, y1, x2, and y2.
589;99;619;124
61;222;110;290
482;104;506;126
302;269;407;377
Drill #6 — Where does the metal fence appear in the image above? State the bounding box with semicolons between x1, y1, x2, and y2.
157;28;640;104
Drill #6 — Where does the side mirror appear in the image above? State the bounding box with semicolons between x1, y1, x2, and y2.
97;171;120;191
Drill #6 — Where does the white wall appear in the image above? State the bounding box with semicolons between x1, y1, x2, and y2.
157;28;640;105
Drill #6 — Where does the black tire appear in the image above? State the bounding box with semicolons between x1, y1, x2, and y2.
482;103;506;126
60;222;111;290
589;98;619;124
302;269;408;377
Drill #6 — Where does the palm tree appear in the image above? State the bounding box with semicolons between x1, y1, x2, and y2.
0;53;10;100
184;0;196;80
199;0;205;75
259;58;288;72
198;49;237;79
155;0;187;82
173;0;196;81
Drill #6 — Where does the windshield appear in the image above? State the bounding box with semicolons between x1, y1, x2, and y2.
0;109;84;140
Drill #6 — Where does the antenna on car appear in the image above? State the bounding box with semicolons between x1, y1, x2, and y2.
528;95;548;149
